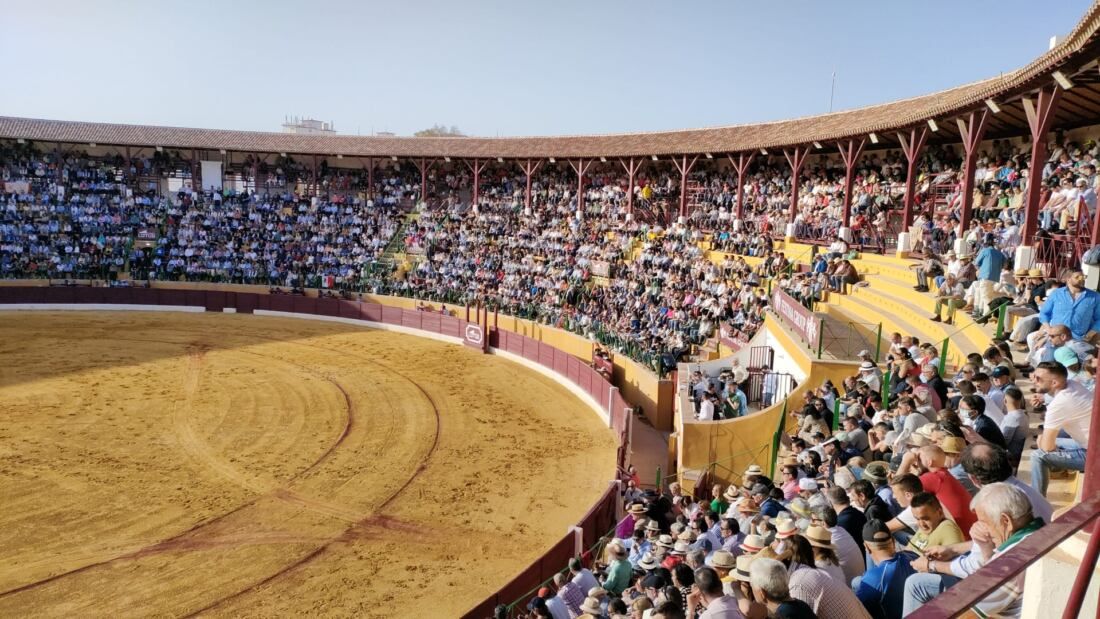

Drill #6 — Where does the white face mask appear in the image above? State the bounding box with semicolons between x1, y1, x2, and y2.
961;413;975;427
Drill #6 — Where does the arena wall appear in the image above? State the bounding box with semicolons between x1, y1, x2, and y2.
675;314;859;494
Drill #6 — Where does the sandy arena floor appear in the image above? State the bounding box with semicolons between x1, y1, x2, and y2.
0;311;617;618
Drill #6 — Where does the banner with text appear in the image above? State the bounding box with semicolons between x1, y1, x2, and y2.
771;289;820;347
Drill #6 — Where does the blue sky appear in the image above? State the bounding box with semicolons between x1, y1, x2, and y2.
0;0;1092;137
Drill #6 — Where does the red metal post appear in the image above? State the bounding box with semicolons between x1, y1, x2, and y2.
1062;517;1100;619
1022;85;1064;245
569;159;594;217
311;155;319;197
54;143;64;183
783;146;809;221
251;157;259;194
1084;370;1100;497
727;152;756;220
897;126;929;227
367;157;374;200
837;138;867;227
465;158;489;209
956;109;991;233
415;157;436;204
522;159;542;211
619;157;645;217
671;155;700;219
190;148;198;192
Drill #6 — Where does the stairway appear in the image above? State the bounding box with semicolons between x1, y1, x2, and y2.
369;212;419;276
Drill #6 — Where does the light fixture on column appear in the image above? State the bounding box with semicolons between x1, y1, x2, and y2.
927;119;939;132
760;148;769;155
444;156;451;162
705;153;713;159
600;156;607;162
813;142;823;149
869;133;879;144
549;157;556;163
651;155;659;161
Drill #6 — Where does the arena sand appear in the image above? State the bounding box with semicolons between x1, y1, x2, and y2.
0;311;617;617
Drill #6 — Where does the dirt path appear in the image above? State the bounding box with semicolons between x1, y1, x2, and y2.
0;312;617;617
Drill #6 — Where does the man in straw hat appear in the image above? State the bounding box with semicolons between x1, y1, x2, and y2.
602;540;632;596
616;502;648;539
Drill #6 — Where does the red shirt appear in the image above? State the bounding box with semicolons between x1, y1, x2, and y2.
920;468;976;539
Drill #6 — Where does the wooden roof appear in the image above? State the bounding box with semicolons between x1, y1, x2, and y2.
3;3;1100;159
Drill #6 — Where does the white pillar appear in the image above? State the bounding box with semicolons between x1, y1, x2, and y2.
785;223;796;239
839;227;853;242
896;232;912;257
1015;245;1036;270
732;218;743;232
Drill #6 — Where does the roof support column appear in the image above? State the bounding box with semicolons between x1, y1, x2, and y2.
783;146;809;223
956;109;991;235
366;157;374;201
465;158;489;212
123;146;131;184
619;157;645;221
521;159;542;213
415;157;436;205
897;126;929;228
191;149;201;193
312;155;319;197
251;157;260;195
837;137;866;229
671;154;700;220
727;152;756;221
1022;85;1064;245
569;158;594;219
54;143;63;183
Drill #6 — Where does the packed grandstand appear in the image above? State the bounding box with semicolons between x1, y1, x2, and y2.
3;4;1100;619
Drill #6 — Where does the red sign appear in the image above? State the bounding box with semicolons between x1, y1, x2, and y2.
771;289;820;346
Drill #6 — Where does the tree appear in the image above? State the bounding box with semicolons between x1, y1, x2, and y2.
414;124;466;137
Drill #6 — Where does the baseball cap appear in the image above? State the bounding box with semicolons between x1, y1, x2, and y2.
1055;347;1080;368
863;519;892;543
990;366;1011;378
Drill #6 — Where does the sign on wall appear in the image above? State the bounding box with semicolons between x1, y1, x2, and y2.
771;289;819;347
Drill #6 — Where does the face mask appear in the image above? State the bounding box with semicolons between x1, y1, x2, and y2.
961;414;975;427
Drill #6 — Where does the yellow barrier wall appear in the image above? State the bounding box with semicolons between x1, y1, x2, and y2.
676;314;860;493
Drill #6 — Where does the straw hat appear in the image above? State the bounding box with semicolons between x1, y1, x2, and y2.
656;534;675;549
740;534;766;554
776;519;799;539
638;552;660;571
645;519;661;533
907;433;930;448
671;540;690;555
723;485;741;501
805;525;835;549
744;464;764;477
677;530;696;543
1027;268;1044;278
941;436;966;455
710;549;737;570
735;554;755;582
628;503;647;516
862;461;890;483
789;498;812;519
738;500;760;514
580;597;603;615
607;540;628;558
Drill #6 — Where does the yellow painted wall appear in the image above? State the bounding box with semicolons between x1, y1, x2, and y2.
676;315;861;493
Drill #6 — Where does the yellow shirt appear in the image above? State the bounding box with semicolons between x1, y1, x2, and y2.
907;519;964;555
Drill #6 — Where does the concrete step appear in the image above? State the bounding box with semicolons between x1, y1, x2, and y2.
857;272;1000;359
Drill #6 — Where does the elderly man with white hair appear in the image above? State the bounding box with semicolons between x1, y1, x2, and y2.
902;482;1044;618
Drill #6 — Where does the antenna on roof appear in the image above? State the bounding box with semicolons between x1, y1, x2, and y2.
829;71;837;113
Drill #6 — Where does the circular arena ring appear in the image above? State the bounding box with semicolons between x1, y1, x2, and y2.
0;298;621;617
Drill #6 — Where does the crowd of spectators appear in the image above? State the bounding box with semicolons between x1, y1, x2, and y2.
524;307;1090;618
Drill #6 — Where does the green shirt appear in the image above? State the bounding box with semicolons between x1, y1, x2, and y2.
603;559;632;595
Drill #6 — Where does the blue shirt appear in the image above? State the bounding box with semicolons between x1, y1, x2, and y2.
1038;286;1100;339
856;551;918;619
975;246;1005;282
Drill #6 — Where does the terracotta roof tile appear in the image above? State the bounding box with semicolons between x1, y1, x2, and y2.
2;3;1099;159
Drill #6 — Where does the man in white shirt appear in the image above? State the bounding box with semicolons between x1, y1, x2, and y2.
1030;361;1093;496
698;393;717;421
